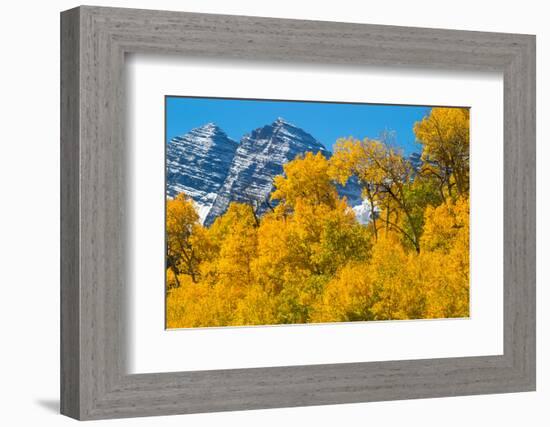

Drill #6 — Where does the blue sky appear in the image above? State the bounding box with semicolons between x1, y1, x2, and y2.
166;96;432;155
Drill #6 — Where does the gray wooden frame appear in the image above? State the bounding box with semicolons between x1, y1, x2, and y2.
60;5;536;420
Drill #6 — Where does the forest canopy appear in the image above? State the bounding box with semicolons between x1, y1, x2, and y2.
166;107;470;328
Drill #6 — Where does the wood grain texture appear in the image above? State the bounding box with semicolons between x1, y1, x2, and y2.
60;5;536;420
60;7;80;419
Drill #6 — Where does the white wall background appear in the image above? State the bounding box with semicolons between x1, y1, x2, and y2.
0;0;546;425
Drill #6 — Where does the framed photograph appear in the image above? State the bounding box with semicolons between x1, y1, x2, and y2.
61;6;536;420
163;98;470;330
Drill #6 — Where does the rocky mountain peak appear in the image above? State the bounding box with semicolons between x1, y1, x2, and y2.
200;122;222;133
166;123;238;221
167;120;362;225
273;116;293;126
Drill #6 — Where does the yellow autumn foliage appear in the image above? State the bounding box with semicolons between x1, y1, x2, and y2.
166;107;470;328
414;107;470;197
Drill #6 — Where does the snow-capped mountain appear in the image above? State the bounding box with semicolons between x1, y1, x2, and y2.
166;123;238;221
207;118;331;224
166;118;364;225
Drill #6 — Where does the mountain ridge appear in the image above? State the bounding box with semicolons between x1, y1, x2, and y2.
205;118;334;224
166;119;406;226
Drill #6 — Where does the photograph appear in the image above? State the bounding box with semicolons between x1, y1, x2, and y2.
165;97;470;329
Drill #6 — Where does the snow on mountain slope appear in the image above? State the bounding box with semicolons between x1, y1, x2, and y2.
166;123;238;223
205;118;331;224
